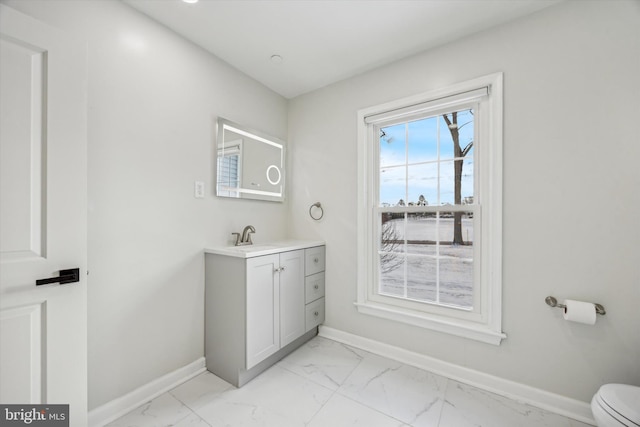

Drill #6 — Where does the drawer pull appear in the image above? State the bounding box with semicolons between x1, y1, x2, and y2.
314;311;319;316
314;257;319;263
314;284;319;290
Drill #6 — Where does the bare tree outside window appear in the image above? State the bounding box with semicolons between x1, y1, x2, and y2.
380;215;404;274
442;111;473;245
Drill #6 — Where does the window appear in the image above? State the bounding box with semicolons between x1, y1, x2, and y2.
356;74;505;345
217;142;241;198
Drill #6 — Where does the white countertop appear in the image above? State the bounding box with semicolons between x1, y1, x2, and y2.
204;239;325;258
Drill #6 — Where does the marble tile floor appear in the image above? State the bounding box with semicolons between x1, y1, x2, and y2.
107;336;591;427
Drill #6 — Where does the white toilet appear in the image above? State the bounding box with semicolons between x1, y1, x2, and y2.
591;384;640;426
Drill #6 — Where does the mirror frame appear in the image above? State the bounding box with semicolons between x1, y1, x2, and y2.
215;117;286;202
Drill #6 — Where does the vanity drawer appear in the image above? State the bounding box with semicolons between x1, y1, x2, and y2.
305;298;325;331
305;272;325;304
305;246;325;276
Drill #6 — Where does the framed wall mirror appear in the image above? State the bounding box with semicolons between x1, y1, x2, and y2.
215;117;285;202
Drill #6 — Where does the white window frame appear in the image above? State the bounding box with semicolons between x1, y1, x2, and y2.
356;73;505;345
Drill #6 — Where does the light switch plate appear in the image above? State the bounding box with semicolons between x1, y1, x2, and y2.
194;181;205;198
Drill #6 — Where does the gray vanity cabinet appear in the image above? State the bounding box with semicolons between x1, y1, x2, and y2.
204;242;325;387
246;250;304;368
304;246;325;330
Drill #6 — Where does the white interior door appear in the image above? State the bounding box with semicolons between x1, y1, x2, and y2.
0;4;87;425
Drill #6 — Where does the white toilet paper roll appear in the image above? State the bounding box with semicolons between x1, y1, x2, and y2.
563;299;597;325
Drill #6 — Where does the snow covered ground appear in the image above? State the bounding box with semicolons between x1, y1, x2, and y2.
379;217;474;308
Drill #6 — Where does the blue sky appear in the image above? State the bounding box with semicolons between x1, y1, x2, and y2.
379;110;474;207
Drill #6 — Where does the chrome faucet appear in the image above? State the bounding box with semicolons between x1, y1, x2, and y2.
241;225;255;244
232;225;256;246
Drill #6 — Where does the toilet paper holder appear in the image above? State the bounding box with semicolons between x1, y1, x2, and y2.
545;296;606;315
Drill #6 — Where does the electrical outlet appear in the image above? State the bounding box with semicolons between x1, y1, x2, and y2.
194;181;205;198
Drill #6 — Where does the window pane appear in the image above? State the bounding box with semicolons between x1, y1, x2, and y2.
438;211;473;245
408;117;438;163
460;212;474;245
379;254;405;297
406;255;437;302
439;110;474;161
461;157;474;202
439;158;473;205
404;212;437;256
439;211;473;308
439;255;473;308
379;165;406;206
380;123;406;168
380;213;405;254
439;161;454;204
407;163;437;206
457;109;475;159
439;115;455;160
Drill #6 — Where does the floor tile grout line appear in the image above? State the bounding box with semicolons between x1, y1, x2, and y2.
273;359;343;422
276;338;399;426
168;388;214;426
106;391;197;427
276;338;367;392
333;391;411;426
302;386;339;426
330;340;453;427
190;411;213;427
167;371;237;426
288;338;408;424
169;375;234;406
435;377;451;427
159;392;199;427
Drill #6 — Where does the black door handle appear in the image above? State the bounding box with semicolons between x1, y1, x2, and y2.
36;268;80;286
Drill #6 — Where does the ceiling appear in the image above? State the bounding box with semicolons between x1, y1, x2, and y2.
124;0;563;99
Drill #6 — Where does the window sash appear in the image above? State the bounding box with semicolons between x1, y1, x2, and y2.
375;106;478;208
372;205;482;321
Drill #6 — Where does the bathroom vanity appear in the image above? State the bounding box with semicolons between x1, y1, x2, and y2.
204;241;325;387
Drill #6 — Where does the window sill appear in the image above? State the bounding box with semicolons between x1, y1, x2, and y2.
354;301;506;345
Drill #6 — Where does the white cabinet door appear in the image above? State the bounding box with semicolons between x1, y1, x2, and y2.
246;254;280;369
279;250;305;348
0;5;87;425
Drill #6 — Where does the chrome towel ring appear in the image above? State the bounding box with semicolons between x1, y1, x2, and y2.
309;202;324;220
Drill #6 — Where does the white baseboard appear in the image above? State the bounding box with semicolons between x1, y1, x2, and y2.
88;357;206;427
318;326;595;426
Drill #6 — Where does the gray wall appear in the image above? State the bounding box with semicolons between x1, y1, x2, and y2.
2;0;288;409
287;0;640;403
